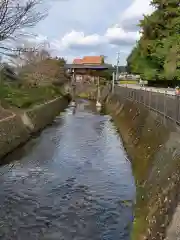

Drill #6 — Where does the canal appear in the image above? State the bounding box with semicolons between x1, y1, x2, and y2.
0;100;135;240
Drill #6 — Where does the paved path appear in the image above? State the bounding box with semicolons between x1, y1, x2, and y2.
119;84;176;96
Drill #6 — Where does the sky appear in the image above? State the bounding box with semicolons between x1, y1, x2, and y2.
29;0;153;65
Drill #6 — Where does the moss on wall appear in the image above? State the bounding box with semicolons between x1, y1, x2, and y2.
104;94;180;240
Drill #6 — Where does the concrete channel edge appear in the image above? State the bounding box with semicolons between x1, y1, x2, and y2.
104;93;180;240
0;96;70;160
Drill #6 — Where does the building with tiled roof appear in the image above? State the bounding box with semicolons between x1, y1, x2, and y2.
68;55;107;84
72;56;104;65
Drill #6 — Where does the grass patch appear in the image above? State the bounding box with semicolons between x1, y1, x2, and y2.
119;80;138;84
0;83;63;109
78;92;89;99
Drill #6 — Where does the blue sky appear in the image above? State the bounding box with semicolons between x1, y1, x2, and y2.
30;0;153;65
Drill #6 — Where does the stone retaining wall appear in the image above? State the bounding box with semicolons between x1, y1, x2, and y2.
0;96;69;160
104;93;180;240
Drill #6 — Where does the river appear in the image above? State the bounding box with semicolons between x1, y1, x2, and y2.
0;99;135;240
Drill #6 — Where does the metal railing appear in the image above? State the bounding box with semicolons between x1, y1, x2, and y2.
114;86;180;124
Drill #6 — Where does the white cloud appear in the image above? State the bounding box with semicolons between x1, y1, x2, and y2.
60;31;104;50
105;26;140;45
35;27;140;64
52;24;140;53
120;0;154;31
53;0;151;53
30;0;153;64
121;0;153;20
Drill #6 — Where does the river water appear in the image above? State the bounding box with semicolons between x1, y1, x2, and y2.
0;100;135;240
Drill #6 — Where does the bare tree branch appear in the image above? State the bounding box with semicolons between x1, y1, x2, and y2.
9;38;51;72
0;0;47;41
0;0;65;56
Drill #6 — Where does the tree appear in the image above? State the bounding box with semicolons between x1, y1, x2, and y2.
126;0;180;81
100;55;107;64
0;0;64;56
9;39;50;71
21;48;50;65
0;0;45;54
1;63;18;81
16;51;68;87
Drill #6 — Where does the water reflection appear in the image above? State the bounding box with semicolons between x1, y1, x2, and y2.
0;100;135;240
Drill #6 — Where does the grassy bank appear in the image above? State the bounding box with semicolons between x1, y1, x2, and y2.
0;83;63;109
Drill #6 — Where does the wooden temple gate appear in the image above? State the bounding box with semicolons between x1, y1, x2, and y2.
65;64;110;102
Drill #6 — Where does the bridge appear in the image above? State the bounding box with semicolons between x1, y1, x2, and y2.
65;63;111;103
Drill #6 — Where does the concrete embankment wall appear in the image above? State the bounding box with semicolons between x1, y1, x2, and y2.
26;97;68;132
0;97;69;159
104;93;180;240
0;114;30;159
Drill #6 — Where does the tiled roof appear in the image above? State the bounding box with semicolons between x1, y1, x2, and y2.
73;58;82;64
82;56;103;64
72;56;103;65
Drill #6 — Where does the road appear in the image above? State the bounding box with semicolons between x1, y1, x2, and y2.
114;85;180;123
119;84;176;96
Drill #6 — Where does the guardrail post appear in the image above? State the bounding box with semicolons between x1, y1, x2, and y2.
164;91;167;124
139;87;141;103
175;94;180;124
156;90;159;115
148;89;151;109
141;87;144;104
144;87;146;106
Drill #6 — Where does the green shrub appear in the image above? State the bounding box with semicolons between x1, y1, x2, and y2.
0;83;63;109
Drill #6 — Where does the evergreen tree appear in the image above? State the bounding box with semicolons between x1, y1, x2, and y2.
127;0;180;81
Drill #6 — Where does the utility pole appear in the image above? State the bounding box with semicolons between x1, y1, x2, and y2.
116;52;120;82
71;69;75;100
112;72;115;93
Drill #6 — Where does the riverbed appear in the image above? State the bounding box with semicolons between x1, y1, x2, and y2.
0;99;135;240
